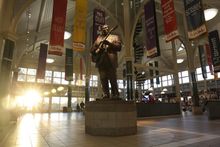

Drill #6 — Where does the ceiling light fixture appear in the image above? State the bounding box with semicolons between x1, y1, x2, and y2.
64;31;71;40
204;8;218;21
51;89;56;94
177;59;184;64
57;86;64;91
46;58;54;63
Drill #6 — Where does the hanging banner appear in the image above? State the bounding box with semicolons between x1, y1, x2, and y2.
36;43;48;79
198;45;207;79
154;61;160;84
73;0;88;52
183;0;207;40
161;0;179;42
144;0;160;58
93;9;105;42
49;0;67;56
80;58;83;80
205;44;214;74
65;48;73;81
149;63;154;85
208;30;220;72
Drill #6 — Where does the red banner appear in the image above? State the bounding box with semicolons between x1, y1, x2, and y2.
49;0;67;56
161;0;179;42
205;44;214;75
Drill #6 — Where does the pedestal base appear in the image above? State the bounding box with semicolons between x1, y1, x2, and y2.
85;99;137;136
192;106;203;115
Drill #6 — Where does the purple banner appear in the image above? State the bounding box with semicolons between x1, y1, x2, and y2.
144;0;160;58
183;0;207;40
208;30;220;72
36;43;48;79
93;9;105;42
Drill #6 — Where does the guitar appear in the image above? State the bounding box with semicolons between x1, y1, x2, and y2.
91;25;118;63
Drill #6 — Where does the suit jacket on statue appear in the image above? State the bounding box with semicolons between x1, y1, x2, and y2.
91;34;122;69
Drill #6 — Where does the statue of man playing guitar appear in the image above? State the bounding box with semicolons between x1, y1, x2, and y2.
90;24;122;99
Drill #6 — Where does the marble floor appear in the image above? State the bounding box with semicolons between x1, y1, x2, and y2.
1;112;220;147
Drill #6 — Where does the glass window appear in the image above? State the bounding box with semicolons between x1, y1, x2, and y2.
62;78;69;85
45;70;52;77
25;68;36;82
27;75;35;82
27;68;36;75
179;71;189;84
162;76;167;81
53;77;61;84
61;72;69;85
163;80;168;87
17;75;26;82
182;71;188;77
179;78;182;84
218;72;220;78
90;75;98;87
52;97;60;110
144;80;150;90
196;68;202;74
37;79;44;83
118;80;124;89
197;74;203;81
42;97;50;111
207;72;214;80
45;77;52;83
182;77;189;83
167;75;173;86
18;68;27;82
60;97;68;109
54;71;62;78
19;68;27;74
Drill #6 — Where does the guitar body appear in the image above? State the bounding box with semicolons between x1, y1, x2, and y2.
91;48;104;63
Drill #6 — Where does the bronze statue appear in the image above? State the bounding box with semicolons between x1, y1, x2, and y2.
91;24;122;99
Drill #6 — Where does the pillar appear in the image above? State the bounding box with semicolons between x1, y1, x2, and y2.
171;41;181;102
67;82;72;108
182;14;202;115
123;0;133;100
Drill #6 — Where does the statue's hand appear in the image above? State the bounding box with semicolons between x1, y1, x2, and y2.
101;40;111;45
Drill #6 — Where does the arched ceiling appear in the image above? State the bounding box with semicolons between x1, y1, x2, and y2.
11;0;220;78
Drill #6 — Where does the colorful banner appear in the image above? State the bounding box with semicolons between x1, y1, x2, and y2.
93;9;105;42
208;30;220;72
73;0;88;52
49;0;67;56
65;48;73;81
161;0;179;42
205;44;214;74
183;0;207;40
198;45;207;79
144;0;160;58
36;43;48;79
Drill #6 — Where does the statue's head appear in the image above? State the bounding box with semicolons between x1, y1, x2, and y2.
101;24;109;35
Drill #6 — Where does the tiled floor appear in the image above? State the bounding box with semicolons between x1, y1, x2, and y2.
1;111;220;147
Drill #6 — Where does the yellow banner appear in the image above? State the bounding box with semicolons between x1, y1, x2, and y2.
73;0;88;51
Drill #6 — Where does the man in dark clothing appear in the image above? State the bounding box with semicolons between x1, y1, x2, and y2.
90;24;122;99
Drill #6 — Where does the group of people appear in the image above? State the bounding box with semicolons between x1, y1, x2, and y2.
76;101;85;112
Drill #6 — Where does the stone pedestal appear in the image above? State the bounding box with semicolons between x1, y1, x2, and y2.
85;99;137;136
